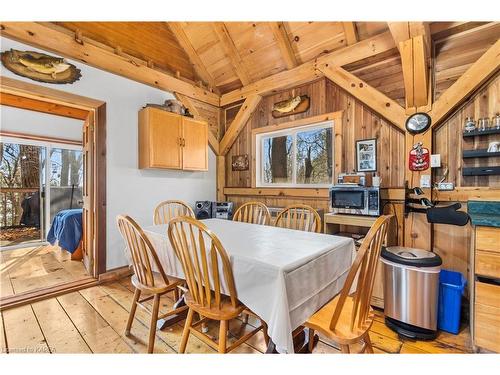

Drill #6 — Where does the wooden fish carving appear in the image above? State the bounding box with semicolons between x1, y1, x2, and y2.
1;49;81;84
272;95;302;113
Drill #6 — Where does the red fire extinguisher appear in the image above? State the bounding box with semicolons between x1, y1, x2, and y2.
409;142;430;171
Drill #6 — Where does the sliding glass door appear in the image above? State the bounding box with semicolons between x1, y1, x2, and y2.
0;142;44;246
0;138;83;248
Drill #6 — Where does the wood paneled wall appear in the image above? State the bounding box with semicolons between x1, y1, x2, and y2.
225;77;406;189
433;74;500;188
431;73;500;281
223;77;406;246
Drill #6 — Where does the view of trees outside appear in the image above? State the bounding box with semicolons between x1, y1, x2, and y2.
0;142;83;246
262;126;333;185
263;135;293;183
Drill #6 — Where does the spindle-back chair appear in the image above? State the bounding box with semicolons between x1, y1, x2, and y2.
168;216;269;353
274;204;322;233
233;201;271;225
304;215;393;353
116;214;187;353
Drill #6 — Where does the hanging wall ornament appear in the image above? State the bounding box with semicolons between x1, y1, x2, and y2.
408;142;430;171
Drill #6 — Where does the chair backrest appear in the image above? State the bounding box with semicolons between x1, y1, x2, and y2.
329;215;392;332
168;216;238;310
116;214;170;289
274;204;322;233
233;201;271;225
153;200;195;225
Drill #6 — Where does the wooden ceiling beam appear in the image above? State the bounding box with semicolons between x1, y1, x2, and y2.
342;22;359;45
0;22;220;107
174;92;220;155
430;38;500;128
0;92;89;120
221;31;396;106
219;95;262;155
319;65;406;129
167;22;217;90
388;22;431;109
212;22;252;86
269;22;298;69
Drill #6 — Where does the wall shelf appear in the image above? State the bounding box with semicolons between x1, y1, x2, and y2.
463;150;500;158
463;128;500;137
462;166;500;176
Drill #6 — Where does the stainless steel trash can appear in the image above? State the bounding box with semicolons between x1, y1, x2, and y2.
381;246;442;340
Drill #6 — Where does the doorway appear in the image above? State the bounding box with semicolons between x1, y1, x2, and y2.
0;77;106;309
0;139;84;248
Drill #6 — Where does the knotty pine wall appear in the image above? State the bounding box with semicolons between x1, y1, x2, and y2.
225;78;406;189
431;73;500;282
434;73;500;188
224;77;406;245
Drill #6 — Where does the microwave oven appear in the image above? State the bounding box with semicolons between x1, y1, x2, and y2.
329;186;380;216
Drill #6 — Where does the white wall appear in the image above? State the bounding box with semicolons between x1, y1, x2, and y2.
0;37;217;269
1;106;83;141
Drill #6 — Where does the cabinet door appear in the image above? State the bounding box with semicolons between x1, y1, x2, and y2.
147;109;183;169
182;117;208;171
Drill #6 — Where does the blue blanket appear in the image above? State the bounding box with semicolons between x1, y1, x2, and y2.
47;209;83;253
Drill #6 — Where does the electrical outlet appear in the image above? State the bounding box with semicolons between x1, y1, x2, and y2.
420;174;431;188
437;182;455;191
431;154;441;168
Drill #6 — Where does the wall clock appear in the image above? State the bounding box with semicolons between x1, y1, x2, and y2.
405;112;431;134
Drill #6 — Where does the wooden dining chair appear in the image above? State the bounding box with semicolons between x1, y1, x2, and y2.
153;200;195;225
167;216;270;353
116;214;187;353
233;201;271;225
274;204;322;233
304;215;393;354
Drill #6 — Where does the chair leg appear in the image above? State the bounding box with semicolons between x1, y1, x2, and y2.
308;328;315;353
173;287;180;302
179;308;194;353
125;288;141;336
243;313;249;324
261;319;270;346
340;344;350;353
364;334;374;353
218;320;228;353
147;294;160;354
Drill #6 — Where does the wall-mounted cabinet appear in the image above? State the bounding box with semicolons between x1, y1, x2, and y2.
139;107;208;171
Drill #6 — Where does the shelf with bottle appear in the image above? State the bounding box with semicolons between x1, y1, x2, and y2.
463;114;500;137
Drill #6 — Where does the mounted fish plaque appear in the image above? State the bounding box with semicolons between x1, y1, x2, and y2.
1;49;81;84
271;95;310;118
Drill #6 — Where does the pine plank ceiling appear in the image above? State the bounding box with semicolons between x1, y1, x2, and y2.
53;21;499;105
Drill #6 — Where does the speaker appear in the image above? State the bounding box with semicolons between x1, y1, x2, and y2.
194;201;215;220
215;202;234;220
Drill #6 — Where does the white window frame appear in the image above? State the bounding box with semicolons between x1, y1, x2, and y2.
255;120;335;188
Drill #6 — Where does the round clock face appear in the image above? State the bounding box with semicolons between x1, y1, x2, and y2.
406;112;431;134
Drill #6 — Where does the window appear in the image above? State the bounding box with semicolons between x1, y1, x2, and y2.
256;121;334;187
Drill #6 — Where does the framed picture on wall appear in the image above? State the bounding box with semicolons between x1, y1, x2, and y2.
356;138;377;172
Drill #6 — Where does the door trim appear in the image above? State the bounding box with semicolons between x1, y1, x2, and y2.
0;76;107;309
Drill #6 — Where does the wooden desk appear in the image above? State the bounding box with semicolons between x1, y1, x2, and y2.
323;213;395;308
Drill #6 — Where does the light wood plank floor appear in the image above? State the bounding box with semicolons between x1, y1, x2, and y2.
0;276;473;354
0;245;88;298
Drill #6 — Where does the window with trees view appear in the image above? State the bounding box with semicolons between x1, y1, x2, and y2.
257;122;334;187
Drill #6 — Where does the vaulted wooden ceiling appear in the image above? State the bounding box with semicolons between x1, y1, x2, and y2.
50;21;499;108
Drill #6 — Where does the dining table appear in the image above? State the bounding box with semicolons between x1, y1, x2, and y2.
143;218;356;354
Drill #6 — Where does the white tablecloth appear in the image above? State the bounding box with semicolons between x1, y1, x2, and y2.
143;218;356;353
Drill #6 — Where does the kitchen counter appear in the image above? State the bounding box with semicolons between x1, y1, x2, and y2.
467;200;500;228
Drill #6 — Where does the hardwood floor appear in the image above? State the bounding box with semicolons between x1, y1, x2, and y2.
0;245;88;298
0;276;473;354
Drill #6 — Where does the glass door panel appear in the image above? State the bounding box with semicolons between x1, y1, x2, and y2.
47;147;84;224
0;142;44;247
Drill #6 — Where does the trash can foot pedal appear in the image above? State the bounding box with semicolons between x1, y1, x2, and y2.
385;317;438;341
